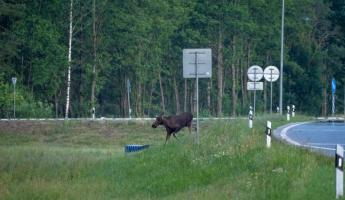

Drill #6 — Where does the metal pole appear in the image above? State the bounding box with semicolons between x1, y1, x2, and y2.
333;93;335;116
195;52;199;144
279;0;285;115
249;106;253;129
270;69;273;115
13;83;16;119
127;79;131;118
254;68;257;116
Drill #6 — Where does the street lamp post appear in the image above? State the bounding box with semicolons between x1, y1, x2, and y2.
11;77;17;119
279;0;285;115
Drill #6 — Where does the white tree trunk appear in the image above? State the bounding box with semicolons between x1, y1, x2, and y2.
65;0;73;118
91;0;97;117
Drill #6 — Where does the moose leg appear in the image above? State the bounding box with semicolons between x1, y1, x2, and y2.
188;124;192;134
172;133;179;140
165;134;171;145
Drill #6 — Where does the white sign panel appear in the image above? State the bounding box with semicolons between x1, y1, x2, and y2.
247;65;263;81
264;66;280;82
247;82;263;90
11;77;17;85
183;49;212;78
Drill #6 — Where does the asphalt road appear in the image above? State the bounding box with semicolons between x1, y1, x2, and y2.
274;121;345;156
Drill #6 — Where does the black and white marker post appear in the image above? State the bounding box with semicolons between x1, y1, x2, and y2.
287;105;290;121
266;121;272;148
292;105;295;117
248;106;253;129
92;107;95;119
336;144;344;198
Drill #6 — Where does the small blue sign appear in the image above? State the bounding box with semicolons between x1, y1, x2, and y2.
332;78;336;94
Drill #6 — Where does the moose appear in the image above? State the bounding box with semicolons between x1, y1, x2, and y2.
152;112;193;144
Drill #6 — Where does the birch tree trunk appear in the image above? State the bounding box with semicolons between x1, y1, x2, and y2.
173;76;180;114
65;0;73;118
217;26;224;117
322;77;328;116
159;73;166;113
148;80;155;117
243;40;251;109
136;81;142;116
91;0;97;117
231;36;238;117
207;79;211;114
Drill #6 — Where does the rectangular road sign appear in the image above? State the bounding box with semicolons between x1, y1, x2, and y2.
247;82;263;90
183;49;212;78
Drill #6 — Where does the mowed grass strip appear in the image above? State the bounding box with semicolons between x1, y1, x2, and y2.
0;116;339;199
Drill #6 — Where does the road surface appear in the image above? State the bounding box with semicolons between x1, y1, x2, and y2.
274;120;345;156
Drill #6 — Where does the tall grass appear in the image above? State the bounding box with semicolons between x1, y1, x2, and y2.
0;116;341;199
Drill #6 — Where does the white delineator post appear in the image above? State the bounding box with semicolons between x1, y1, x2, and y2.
266;121;272;148
336;144;344;199
92;107;95;119
287;105;290;121
292;105;295;117
249;106;253;129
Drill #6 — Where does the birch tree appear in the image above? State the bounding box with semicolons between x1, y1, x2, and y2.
65;0;73;118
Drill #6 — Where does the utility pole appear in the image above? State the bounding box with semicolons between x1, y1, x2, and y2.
279;0;285;115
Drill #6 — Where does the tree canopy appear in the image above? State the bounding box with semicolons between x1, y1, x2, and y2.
1;0;344;118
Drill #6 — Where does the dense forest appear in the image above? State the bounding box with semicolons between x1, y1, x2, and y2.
1;0;345;118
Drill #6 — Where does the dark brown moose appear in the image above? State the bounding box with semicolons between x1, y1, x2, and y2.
152;112;193;144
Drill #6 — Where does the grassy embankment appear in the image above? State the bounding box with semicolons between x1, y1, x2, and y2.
0;116;341;199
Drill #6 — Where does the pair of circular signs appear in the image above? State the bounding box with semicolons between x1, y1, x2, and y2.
247;65;280;82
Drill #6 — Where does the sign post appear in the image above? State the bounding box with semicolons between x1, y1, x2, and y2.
264;66;280;115
11;77;17;119
247;65;264;116
183;49;212;144
336;144;344;198
332;78;336;116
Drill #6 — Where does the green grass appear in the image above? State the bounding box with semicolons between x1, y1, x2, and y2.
0;116;342;199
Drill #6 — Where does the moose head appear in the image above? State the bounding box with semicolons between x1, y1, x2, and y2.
152;113;164;128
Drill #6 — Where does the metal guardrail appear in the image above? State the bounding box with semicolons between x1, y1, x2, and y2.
0;117;245;121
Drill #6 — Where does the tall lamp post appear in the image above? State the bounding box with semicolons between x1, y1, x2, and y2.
11;77;17;119
279;0;285;115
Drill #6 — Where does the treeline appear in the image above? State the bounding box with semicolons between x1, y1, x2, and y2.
1;0;345;118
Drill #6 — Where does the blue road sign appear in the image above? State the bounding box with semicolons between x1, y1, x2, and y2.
332;78;336;94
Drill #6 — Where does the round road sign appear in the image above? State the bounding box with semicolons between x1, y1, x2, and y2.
247;65;263;81
264;66;280;82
